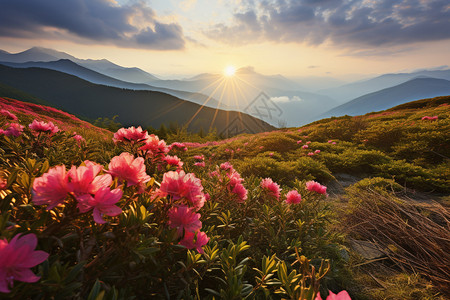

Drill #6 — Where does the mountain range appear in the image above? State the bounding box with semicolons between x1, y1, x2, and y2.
0;47;449;128
0;64;273;135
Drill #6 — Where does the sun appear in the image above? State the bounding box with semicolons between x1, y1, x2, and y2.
224;65;236;77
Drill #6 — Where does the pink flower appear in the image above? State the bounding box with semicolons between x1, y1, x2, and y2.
179;231;209;254
328;140;333;143
0;109;17;121
194;161;206;167
77;186;123;223
315;290;351;300
269;152;274;157
139;134;169;157
286;190;302;204
108;152;150;189
296;140;302;144
28;120;59;134
332;142;336;145
306;141;311;144
73;133;85;143
1;123;24;137
164;155;183;169
68;161;112;200
220;162;233;171
314;150;321;154
0;178;6;191
32;165;69;209
168;205;202;236
244;142;249;146
261;178;281;200
306;181;327;195
157;171;206;210
113;126;149;143
232;183;248;202
302;145;309;149
193;155;204;161
0;233;49;293
259;146;264;149
169;142;187;152
308;152;314;156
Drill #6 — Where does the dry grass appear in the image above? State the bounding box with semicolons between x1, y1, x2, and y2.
344;190;450;295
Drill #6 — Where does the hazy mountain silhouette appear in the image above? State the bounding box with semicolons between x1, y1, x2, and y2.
318;69;450;103
0;64;273;135
0;47;160;83
318;78;450;118
0;59;225;109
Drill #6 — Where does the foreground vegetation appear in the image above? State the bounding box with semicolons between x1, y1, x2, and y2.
0;95;448;299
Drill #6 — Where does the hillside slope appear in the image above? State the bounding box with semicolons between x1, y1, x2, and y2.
0;64;273;135
319;78;450;118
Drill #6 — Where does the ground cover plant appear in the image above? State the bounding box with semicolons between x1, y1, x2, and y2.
0;95;449;299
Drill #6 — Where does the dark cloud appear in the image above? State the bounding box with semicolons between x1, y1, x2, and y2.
0;0;186;50
206;0;450;48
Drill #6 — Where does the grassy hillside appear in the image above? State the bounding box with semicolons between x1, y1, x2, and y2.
0;64;273;135
0;96;448;299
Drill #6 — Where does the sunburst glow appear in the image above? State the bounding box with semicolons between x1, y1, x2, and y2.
224;65;236;77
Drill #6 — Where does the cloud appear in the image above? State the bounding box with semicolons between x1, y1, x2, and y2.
205;0;450;49
271;96;302;103
0;0;186;50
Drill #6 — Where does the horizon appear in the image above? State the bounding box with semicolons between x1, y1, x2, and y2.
0;0;449;81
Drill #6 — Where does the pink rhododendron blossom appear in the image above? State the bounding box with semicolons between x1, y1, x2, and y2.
169;142;187;152
306;141;311;144
139;134;169;157
314;150;321;154
32;165;69;210
306;181;327;195
308;152;314;156
286;190;302;204
164;155;183;169
220;162;233;171
302;145;309;149
0;178;6;190
0;109;17;121
232;183;248;202
179;231;209;254
68;161;112;199
168;205;202;236
193;155;204;161
261;178;281;200
0;233;49;293
328;140;333;143
259;146;263;149
113;126;149;143
157;171;206;210
315;290;351;300
77;186;123;223
332;142;336;145
1;123;24;137
296;140;302;144
194;161;206;167
269;152;274;156
108;152;150;189
73;133;85;143
28;120;59;134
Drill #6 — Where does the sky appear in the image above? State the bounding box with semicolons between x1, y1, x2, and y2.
0;0;449;80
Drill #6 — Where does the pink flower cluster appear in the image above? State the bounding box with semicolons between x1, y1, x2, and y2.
113;126;149;144
261;178;281;200
421;115;438;121
32;158;131;224
29;120;59;134
108;152;151;192
193;154;206;167
164;155;184;169
0;123;24;137
315;290;351;300
139;134;170;157
0;234;49;293
306;180;327;195
169;142;187;152
0;109;17;121
157;171;209;253
211;162;248;203
285;190;302;204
